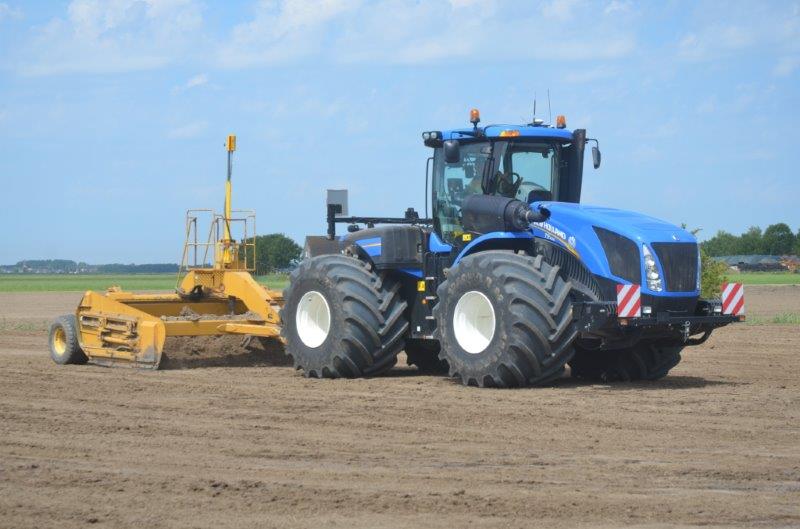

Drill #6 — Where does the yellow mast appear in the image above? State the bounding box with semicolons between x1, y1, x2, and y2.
219;134;236;267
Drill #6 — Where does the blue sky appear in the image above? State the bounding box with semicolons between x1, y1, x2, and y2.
1;0;798;263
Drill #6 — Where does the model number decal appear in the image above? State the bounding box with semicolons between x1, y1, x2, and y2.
532;222;580;258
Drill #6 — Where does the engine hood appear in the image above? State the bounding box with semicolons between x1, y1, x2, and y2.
536;202;696;245
527;201;698;292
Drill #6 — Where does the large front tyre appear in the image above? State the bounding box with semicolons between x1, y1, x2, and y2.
433;251;578;388
281;255;409;378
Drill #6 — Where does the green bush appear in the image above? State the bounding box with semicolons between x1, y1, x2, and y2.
700;248;728;298
247;233;301;275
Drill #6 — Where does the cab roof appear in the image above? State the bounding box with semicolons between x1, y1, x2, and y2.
441;124;574;142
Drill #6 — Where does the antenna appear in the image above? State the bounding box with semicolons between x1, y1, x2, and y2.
533;92;537;122
547;89;552;125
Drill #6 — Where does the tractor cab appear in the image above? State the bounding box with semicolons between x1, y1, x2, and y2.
423;110;597;246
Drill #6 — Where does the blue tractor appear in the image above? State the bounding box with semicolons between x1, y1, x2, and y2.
281;109;743;387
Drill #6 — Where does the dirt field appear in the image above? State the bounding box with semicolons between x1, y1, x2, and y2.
1;286;798;528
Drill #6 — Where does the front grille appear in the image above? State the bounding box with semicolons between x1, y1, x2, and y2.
593;227;640;284
652;242;698;292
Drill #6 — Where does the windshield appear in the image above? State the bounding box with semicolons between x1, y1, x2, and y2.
433;140;562;244
491;141;560;201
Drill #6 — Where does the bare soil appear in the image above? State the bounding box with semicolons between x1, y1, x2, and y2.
0;286;798;528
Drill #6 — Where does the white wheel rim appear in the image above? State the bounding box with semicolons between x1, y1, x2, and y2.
295;291;331;348
453;290;496;354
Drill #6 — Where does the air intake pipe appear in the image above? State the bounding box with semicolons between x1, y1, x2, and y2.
461;194;550;235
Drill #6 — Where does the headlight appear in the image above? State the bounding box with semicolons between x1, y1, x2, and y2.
642;244;663;292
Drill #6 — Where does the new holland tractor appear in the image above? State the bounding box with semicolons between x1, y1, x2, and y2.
282;109;745;387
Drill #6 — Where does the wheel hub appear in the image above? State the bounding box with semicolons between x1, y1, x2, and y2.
295;291;331;348
453;290;496;354
53;326;67;355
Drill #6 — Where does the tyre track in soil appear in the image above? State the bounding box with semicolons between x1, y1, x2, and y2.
0;286;798;528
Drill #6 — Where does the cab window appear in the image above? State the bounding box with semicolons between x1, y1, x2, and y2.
494;142;559;202
433;142;491;244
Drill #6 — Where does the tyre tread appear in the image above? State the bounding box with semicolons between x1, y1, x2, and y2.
282;255;408;378
434;251;578;388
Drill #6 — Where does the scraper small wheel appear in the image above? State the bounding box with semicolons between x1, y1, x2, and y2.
48;315;87;365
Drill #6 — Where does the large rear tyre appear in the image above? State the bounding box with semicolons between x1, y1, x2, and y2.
433;251;578;388
281;255;408;378
404;340;448;374
569;342;683;382
48;315;87;365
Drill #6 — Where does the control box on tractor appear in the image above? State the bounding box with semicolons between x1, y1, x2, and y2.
282;109;745;387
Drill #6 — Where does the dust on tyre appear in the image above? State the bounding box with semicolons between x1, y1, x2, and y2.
404;340;448;374
433;251;578;388
281;254;408;378
570;341;683;382
48;315;87;365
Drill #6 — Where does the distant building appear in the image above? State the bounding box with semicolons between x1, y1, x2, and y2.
713;255;799;272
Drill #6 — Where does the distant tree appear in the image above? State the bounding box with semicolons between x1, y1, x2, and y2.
738;226;764;255
761;223;795;255
96;263;178;273
17;259;78;272
701;230;740;256
796;229;800;256
251;234;301;275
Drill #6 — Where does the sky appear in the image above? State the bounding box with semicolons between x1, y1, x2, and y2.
0;0;798;264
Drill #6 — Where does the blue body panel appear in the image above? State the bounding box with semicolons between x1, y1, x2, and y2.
429;202;699;298
355;236;382;257
398;268;424;278
534;202;698;296
453;232;534;264
428;232;452;253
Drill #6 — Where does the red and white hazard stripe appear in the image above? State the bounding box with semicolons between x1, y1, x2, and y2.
721;282;745;316
616;284;641;318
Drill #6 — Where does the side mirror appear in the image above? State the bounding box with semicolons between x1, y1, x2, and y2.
443;140;461;164
591;146;601;169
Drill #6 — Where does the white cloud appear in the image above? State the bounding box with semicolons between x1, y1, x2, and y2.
773;56;800;77
541;0;581;21
676;3;800;63
631;144;662;162
678;25;754;62
563;66;618;84
604;0;631;15
0;2;22;21
217;0;360;68
10;0;639;74
696;96;717;115
217;0;634;68
172;73;208;93
167;120;207;139
447;0;482;7
185;73;207;88
18;0;203;75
